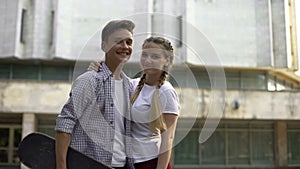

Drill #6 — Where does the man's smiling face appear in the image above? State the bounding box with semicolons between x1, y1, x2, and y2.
102;28;133;64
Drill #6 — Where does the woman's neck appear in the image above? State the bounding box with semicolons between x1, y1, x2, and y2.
144;74;160;86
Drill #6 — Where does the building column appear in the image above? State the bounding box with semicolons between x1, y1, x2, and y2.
275;121;288;167
21;113;36;169
21;113;36;138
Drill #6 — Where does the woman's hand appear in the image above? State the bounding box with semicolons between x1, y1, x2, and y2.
87;60;102;71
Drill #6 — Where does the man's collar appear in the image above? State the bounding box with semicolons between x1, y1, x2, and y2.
101;62;129;81
100;62;113;80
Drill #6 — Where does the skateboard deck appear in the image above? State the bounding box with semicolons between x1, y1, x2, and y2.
18;133;112;169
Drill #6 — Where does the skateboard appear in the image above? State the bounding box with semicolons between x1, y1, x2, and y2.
18;132;112;169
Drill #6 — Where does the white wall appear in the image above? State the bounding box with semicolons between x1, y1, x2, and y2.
183;0;273;67
54;0;152;62
0;0;19;57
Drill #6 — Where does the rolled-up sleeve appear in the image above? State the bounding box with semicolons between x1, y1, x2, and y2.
55;72;96;133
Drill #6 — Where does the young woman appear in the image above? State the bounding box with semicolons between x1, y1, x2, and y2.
89;36;180;169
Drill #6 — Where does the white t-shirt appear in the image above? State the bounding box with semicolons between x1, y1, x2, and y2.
111;79;126;167
131;78;180;163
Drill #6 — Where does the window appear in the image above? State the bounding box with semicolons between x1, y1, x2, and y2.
226;71;240;89
37;115;57;137
201;130;225;164
20;9;26;43
268;75;276;91
0;127;21;167
41;65;70;81
177;16;182;47
0;62;73;82
241;72;267;90
0;114;22;167
174;130;199;164
0;62;299;91
174;120;275;166
227;126;249;164
251;130;274;164
0;64;11;79
0;128;9;163
168;74;179;87
287;123;300;164
12;64;39;80
192;69;211;88
49;11;55;45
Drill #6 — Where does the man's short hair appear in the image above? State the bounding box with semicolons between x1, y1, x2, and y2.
101;20;135;42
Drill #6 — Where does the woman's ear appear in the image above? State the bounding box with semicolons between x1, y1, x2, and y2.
101;42;106;52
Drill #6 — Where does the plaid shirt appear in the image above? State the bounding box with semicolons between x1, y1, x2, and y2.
56;63;135;168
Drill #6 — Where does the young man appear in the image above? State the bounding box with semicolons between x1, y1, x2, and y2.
55;20;135;169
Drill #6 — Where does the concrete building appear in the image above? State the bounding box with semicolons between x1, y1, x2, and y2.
0;0;299;169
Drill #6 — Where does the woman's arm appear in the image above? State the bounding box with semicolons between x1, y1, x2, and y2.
156;114;178;169
87;60;102;71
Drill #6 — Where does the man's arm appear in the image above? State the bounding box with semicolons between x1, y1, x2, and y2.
55;131;71;169
55;72;96;169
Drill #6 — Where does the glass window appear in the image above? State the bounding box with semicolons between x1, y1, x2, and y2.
0;128;9;163
267;75;276;91
0;62;76;82
174;130;199;164
13;128;21;164
0;128;9;147
284;81;293;90
20;9;26;43
0;64;10;79
287;123;300;164
228;131;249;164
37;115;57;137
192;70;211;88
1;61;300;91
168;75;179;87
0;150;8;163
14;129;22;147
227;122;248;129
276;79;286;91
13;150;19;164
251;131;274;164
241;72;266;90
287;132;300;164
41;65;70;81
174;120;275;166
0;127;21;165
226;71;240;89
12;64;39;80
201;130;225;164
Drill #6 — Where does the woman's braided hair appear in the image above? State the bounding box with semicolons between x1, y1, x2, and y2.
131;36;174;132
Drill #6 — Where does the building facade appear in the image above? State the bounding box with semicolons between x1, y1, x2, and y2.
0;0;299;169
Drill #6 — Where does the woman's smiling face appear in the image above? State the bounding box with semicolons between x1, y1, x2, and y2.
140;42;169;75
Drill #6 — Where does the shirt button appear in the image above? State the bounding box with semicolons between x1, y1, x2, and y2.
110;121;113;125
110;103;113;107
